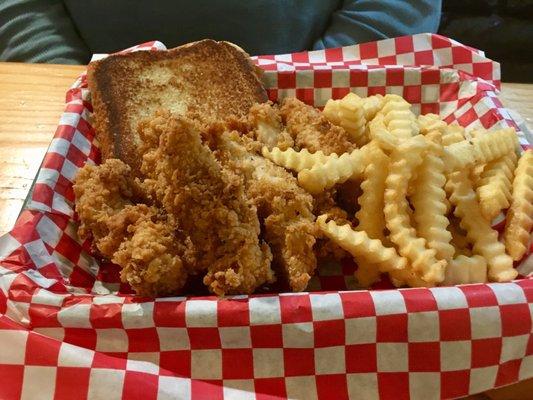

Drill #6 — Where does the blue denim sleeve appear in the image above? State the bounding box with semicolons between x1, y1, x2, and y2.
313;0;442;49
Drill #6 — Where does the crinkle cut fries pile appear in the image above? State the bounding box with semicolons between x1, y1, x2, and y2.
264;93;532;288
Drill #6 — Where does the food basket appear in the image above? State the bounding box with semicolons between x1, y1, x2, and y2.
0;33;531;400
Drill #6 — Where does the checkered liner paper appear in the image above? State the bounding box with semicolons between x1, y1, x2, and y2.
0;34;532;400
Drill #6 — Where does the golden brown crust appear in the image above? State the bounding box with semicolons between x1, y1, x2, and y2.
137;110;275;295
87;39;268;173
213;131;318;292
280;98;355;155
87;63;115;162
73;159;189;296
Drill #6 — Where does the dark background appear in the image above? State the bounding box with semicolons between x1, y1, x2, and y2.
438;0;532;82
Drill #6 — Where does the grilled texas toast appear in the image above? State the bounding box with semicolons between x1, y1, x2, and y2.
87;39;268;173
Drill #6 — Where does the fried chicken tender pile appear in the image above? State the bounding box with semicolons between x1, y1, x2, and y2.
75;98;355;296
73;161;187;296
137;111;274;295
214;131;318;291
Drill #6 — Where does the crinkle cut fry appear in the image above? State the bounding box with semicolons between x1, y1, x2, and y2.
442;140;477;173
411;139;454;261
337;93;367;146
384;135;447;286
418;114;465;146
298;147;367;194
355;142;388;242
322;99;342;125
472;128;518;164
317;215;407;273
323;93;367;146
361;94;384;121
476;151;517;221
413;130;445;194
442;124;466;146
367;113;399;152
353;142;390;286
313;203;351;262
326;93;383;126
417;113;447;136
504;149;533;261
470;163;486;186
262;146;336;173
442;128;519;173
447;170;517;282
380;94;419;139
443;255;487;285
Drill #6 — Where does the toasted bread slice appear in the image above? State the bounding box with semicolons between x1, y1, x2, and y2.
87;39;267;172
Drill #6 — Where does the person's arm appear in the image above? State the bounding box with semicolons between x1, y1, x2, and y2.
314;0;442;49
0;0;89;64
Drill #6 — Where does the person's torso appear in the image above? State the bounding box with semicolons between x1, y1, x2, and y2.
64;0;341;55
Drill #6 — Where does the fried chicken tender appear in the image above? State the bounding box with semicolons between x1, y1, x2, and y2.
246;102;294;150
73;159;136;243
73;160;188;296
211;102;293;152
138;110;274;296
215;131;318;292
280;98;355;155
105;205;188;296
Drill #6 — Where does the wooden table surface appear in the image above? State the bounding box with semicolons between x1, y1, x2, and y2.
0;63;85;235
0;61;531;399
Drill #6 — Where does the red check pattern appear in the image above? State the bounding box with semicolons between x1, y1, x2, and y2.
0;34;531;399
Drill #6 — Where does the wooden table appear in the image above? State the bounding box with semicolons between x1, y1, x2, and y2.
0;62;531;399
0;63;85;235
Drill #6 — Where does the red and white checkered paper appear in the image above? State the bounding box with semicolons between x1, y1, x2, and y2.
0;34;531;400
